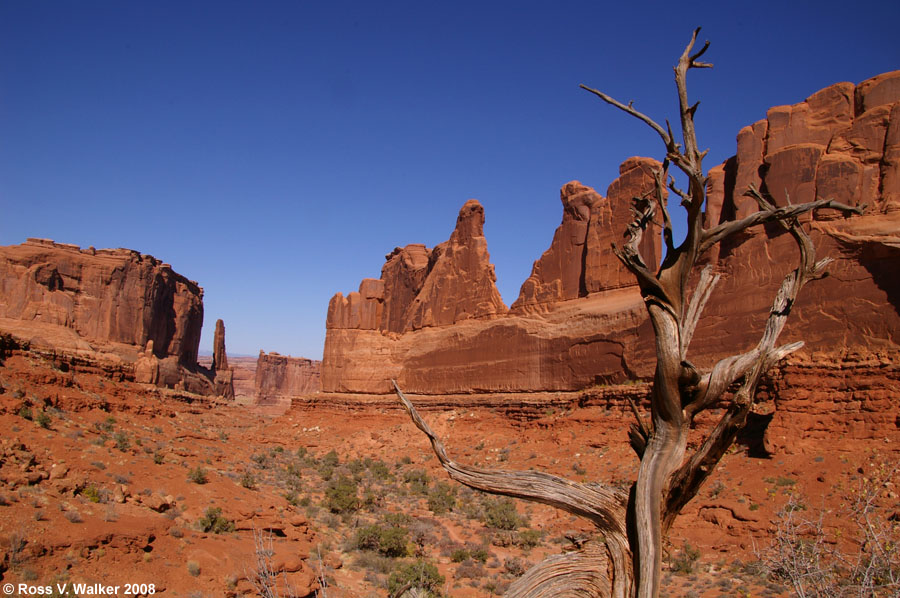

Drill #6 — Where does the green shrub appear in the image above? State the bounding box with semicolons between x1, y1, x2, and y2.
354;523;408;557
321;449;340;468
517;529;543;549
669;541;701;574
187;466;208;484
81;484;102;503
113;431;130;451
450;548;470;563
368;459;392;480
196;507;234;534
240;471;256;490
387;559;444;597
404;469;430;495
17;405;33;421
483;497;523;530
427;481;456;515
324;475;358;514
35;410;52;429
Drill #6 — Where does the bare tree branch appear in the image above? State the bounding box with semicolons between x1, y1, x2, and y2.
679;265;720;360
578;84;671;148
392;381;629;535
699;189;864;254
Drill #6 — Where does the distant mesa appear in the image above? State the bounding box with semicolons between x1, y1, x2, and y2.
255;351;321;407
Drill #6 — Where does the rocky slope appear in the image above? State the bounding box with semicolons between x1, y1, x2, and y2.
322;71;900;410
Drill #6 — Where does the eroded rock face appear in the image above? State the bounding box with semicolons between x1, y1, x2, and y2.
0;239;203;363
212;319;235;400
322;72;900;401
327;199;507;336
255;351;321;403
134;340;160;385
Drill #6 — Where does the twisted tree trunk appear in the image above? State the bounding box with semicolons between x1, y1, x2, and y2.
395;28;863;598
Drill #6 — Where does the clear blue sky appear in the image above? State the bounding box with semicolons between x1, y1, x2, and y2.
2;1;898;359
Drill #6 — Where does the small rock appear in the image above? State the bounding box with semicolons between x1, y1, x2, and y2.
49;465;69;480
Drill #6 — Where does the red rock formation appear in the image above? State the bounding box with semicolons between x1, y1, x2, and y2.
134;340;160;385
0;239;204;363
404;200;507;329
327;199;507;336
212;319;235;400
322;71;900;403
255;351;321;403
584;157;663;294
512;182;597;311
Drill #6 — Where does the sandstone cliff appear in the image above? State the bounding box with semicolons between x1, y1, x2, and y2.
255;351;321;404
0;239;204;364
327;200;507;334
322;71;900;398
212;319;235;400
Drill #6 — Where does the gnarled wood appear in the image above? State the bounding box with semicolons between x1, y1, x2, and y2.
391;29;861;598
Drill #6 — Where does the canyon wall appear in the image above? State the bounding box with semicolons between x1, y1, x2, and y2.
322;71;900;395
0;238;204;363
255;351;321;403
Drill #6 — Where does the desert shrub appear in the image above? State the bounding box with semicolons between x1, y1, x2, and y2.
321;449;340;468
353;551;395;575
187;466;208;484
669;542;701;574
427;481;456;515
758;459;900;597
186;561;201;576
324;474;358;514
354;522;409;557
517;528;543;549
113;431;130;451
250;452;269;469
455;559;486;580
64;510;83;523
35;410;52;429
17;404;33;421
80;484;103;503
468;545;490;563
387;559;444;597
483;497;524;530
240;471;257;490
368;459;392;480
503;557;527;576
404;469;430;495
153;451;165;465
450;548;470;563
348;458;366;477
196;507;234;534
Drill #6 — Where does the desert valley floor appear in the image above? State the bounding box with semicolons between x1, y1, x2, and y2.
0;347;896;598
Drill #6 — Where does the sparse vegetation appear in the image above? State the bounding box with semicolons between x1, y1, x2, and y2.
324;474;358;514
387;559;444;598
196;507;235;534
188;466;208;484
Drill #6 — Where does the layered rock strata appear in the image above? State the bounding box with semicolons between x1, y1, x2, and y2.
255;351;321;404
0;239;204;363
322;71;900;410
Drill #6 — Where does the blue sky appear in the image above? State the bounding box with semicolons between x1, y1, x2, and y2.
2;1;898;359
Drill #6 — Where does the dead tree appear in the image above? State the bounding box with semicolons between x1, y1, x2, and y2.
393;29;863;598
